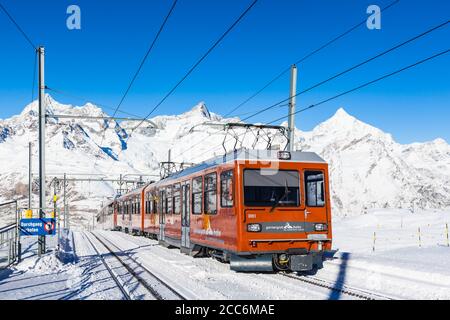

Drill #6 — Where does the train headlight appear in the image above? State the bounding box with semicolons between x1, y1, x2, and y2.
314;223;328;232
247;224;262;232
278;151;291;160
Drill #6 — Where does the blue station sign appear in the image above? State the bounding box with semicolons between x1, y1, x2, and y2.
20;219;56;236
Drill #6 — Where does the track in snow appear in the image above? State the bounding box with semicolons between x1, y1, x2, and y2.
280;273;396;300
80;232;131;300
90;231;186;300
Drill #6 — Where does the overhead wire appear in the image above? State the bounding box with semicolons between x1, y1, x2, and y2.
0;2;37;50
105;0;260;173
240;20;450;122
129;0;260;136
189;48;450;162
222;0;401;117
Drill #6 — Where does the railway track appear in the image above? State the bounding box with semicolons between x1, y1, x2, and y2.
90;231;186;300
281;272;396;300
81;232;131;300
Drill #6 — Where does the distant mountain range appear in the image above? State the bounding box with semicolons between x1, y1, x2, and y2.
1;95;449;227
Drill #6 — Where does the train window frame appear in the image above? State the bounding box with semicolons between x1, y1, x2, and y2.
204;173;218;215
192;176;203;215
304;171;326;207
243;169;301;208
166;186;173;215
173;183;181;215
152;198;158;214
220;170;234;208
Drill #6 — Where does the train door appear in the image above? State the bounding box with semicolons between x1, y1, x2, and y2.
181;183;191;249
303;170;328;235
159;189;166;241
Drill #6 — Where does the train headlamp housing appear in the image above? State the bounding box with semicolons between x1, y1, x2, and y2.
314;223;328;232
277;151;292;160
247;224;262;233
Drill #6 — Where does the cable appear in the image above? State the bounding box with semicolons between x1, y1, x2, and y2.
171;104;289;161
111;0;178;118
129;0;260;136
240;20;450;122
92;0;178;172
266;48;450;125
0;2;37;50
31;50;37;103
103;0;260;177
46;86;148;120
190;48;450;162
223;0;401;117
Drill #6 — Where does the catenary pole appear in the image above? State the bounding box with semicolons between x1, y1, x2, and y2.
287;65;297;152
28;142;32;210
38;46;46;256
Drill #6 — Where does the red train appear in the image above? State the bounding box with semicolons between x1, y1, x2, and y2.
97;149;333;272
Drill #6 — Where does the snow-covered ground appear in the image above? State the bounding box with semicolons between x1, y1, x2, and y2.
319;209;450;300
0;234;125;300
0;209;449;300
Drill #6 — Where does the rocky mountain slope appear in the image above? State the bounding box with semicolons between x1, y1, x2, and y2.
1;95;449;227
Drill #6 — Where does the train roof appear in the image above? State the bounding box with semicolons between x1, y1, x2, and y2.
163;148;326;182
116;184;149;200
114;149;326;197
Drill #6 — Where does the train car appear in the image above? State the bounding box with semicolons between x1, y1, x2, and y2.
96;200;116;230
115;186;147;235
104;149;333;272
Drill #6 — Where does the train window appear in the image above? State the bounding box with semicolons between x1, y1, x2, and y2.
173;184;181;215
167;186;173;214
152;199;158;214
204;173;217;215
221;170;234;208
243;169;300;207
305;171;326;207
192;177;203;215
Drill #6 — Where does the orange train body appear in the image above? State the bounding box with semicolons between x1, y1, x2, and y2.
97;149;333;272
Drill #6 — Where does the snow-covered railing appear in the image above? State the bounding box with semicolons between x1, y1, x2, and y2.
0;200;19;269
0;223;18;269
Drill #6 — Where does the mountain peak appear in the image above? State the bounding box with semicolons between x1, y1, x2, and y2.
188;102;211;119
332;107;355;120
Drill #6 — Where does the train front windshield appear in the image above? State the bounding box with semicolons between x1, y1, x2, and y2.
243;169;300;207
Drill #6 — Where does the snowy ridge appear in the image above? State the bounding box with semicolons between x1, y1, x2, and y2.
0;97;449;227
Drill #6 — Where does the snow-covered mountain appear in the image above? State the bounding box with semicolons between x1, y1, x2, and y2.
1;95;449;227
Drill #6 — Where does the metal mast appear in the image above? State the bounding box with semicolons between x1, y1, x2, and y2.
38;46;46;256
287;65;297;152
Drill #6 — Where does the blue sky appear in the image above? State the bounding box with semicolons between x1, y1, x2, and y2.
0;0;449;143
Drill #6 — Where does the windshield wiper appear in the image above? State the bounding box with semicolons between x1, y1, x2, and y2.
270;180;291;213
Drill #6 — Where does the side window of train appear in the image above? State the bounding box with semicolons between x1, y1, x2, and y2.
162;189;167;214
137;197;141;214
192;177;203;215
305;171;326;207
173;183;181;215
167;186;173;214
204;173;217;215
220;170;234;208
152;197;158;214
